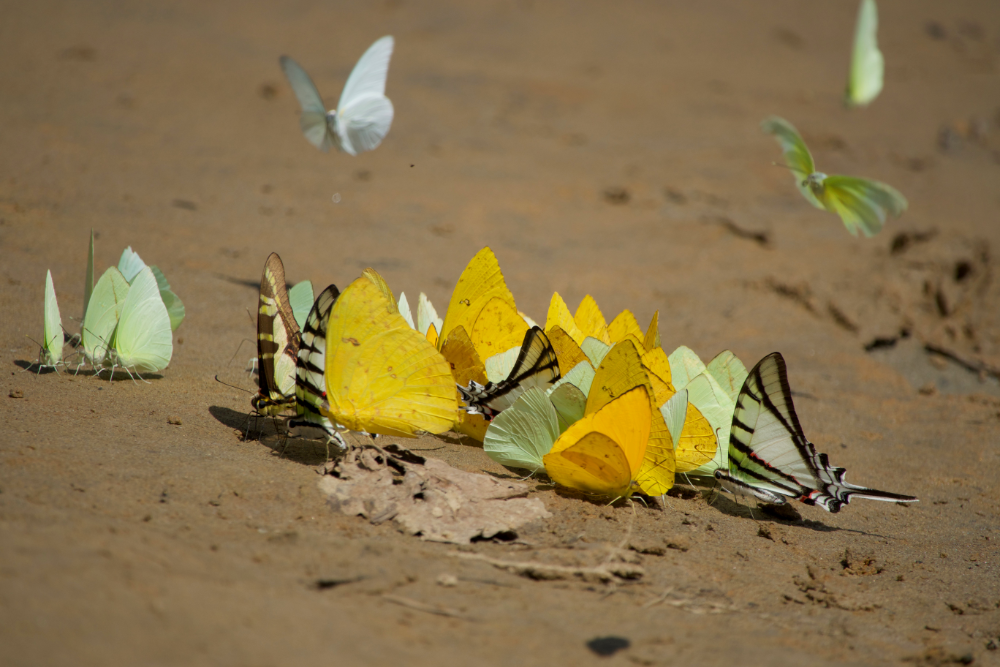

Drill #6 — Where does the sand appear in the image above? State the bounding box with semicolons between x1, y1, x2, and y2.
2;1;1000;665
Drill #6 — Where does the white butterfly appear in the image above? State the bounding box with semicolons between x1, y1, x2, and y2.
845;0;884;107
280;36;395;156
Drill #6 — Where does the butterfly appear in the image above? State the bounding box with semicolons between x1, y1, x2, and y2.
280;36;394;156
31;270;65;372
288;280;315;330
584;340;675;496
715;352;918;513
543;385;653;500
117;247;185;331
321;275;457;437
251;253;301;416
288;284;345;449
457;326;561;420
107;266;173;376
762;116;907;237
845;0;883;107
81;267;130;369
397;291;444;345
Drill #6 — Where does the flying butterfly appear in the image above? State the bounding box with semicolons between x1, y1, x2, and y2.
715;352;918;513
845;0;884;107
762;116;907;237
280;36;394;156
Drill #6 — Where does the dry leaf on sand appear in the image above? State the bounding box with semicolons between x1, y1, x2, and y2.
318;445;551;544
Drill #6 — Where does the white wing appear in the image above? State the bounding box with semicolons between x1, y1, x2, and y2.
335;36;395;155
279;55;336;152
114;267;173;373
846;0;884;107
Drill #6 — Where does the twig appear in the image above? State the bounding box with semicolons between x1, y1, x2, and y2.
925;343;1000;380
381;594;471;620
449;551;644;582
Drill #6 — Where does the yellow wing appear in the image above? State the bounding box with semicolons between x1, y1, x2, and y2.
361;267;398;311
546;325;591;376
545;292;586;346
574;295;611;344
425;323;439;348
439;324;490;440
439;247;516;346
587;340;675;496
324;277;458;437
643;311;661;351
468;296;529;362
543;386;651;499
641;346;674;403
607;309;644;347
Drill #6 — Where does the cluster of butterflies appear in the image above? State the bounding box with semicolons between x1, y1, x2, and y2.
278;2;906;238
251;246;916;514
31;231;185;378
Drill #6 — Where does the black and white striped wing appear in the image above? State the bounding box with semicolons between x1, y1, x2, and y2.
290;284;342;444
458;327;560;420
717;352;917;513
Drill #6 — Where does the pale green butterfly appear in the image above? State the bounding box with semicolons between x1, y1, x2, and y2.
845;0;883;108
666;345;706;391
546;360;593;432
580;336;611;368
287;280;315;330
32;270;65;372
484;345;521;383
705;349;748;404
416;292;442;338
397;291;416;330
81;267;130;368
117;247;186;330
483;387;561;474
109;266;173;376
762;116;907;237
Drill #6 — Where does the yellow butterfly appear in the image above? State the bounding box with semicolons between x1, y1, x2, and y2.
322;276;458;437
543;385;652;500
439;247;525;353
762;115;907;237
584;340;675;496
439;324;490;440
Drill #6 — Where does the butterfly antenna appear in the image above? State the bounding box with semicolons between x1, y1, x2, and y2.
214;374;253;395
228;338;255;367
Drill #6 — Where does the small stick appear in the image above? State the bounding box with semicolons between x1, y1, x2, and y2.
381;594;470;620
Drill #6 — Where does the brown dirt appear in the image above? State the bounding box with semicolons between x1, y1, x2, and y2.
2;1;1000;665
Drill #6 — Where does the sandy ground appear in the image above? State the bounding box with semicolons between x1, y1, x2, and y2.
2;1;1000;665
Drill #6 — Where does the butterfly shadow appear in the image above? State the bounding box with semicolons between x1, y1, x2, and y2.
14;359;59;375
207;405;287;444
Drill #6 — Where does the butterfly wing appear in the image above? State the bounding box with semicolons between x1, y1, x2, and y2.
334;36;394;156
417;293;443;338
255;253;300;414
113;267;172;373
544;386;651;499
288;280;315;330
458;327;560;419
607;309;644;347
820;175;907;237
324;277;457;436
720;353;917;512
483;387;561;473
291;284;341;443
149;266;185;331
846;0;884;107
117;246;146;283
761;116;823;209
706;350;748;404
279;55;336;152
42;270;63;365
82;267;130;366
440;247;518;346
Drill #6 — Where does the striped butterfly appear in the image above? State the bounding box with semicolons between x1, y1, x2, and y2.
251;253;300;416
761;116;907;237
288;284;346;451
458;326;561;421
715;352;917;513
